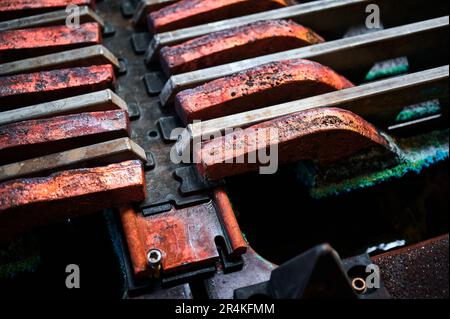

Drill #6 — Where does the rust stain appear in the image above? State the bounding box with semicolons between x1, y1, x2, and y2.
197;108;391;180
0;110;130;165
0;160;146;241
160;20;324;76
176;58;353;123
148;0;290;34
0;23;101;60
0;64;115;106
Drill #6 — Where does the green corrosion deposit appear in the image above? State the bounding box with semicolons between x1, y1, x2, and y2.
309;129;449;199
396;100;441;122
365;59;409;82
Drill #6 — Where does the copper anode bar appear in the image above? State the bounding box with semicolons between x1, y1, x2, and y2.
0;160;146;241
175;58;353;123
0;64;116;107
0;23;102;62
148;0;290;34
196;108;391;180
0;110;130;165
160;20;324;76
0;0;96;19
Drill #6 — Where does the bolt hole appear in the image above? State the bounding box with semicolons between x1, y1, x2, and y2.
147;249;162;266
148;130;159;139
150;252;159;260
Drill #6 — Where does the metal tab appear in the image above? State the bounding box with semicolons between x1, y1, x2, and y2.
0;138;147;183
0;45;120;76
0;90;127;126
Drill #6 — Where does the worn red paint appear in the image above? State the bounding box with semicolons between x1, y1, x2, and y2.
176;59;353;123
0;64;115;107
160;20;324;76
0;160;145;241
120;189;246;278
0;110;130;165
0;23;102;62
148;0;290;34
196;108;391;180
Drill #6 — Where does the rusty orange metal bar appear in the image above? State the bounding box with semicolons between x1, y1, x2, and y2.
0;23;102;62
175;58;353;123
147;0;291;34
120;188;246;278
0;160;145;241
0;64;116;107
0;110;130;165
0;0;95;20
196;108;392;181
213;188;247;258
160;20;324;76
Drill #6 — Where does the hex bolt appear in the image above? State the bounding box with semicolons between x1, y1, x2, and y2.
351;277;367;294
147;249;162;269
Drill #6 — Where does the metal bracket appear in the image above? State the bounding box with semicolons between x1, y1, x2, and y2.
144;72;167;95
174;166;224;196
103;22;117;37
158;116;183;142
131;33;152;55
121;0;140;18
118;58;129;75
127;102;141;120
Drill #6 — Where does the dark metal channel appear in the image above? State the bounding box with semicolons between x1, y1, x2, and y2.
99;0;214;211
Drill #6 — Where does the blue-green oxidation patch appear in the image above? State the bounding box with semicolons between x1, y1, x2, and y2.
396;100;441;123
365;64;409;82
309;130;449;199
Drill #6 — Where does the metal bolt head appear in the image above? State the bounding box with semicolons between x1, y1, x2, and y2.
147;249;162;268
351;277;367;294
